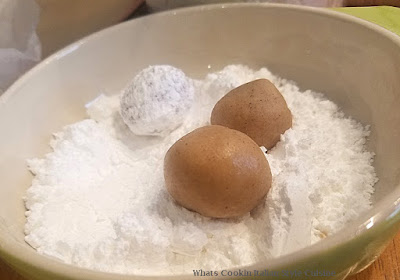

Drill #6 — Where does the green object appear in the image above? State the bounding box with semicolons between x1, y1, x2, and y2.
334;6;400;37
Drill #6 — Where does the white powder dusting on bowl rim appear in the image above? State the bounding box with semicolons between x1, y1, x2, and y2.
23;65;377;275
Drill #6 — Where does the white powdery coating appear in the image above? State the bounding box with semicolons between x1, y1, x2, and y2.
120;65;194;136
24;65;377;275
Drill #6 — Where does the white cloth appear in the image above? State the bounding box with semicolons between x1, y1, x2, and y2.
0;0;41;94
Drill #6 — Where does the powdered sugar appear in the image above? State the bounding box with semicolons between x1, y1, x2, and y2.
24;65;377;275
120;65;194;136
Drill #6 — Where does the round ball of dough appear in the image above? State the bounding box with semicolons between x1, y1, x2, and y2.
164;125;272;218
120;65;194;136
211;79;292;149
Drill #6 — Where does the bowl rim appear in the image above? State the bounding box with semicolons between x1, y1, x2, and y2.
1;2;400;279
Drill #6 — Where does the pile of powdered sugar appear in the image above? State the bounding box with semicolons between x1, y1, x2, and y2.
24;65;377;275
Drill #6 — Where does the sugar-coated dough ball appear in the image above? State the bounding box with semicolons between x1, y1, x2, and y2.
164;125;272;218
211;79;292;149
120;65;194;136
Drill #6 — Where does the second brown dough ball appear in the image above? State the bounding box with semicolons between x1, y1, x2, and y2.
164;125;272;218
211;79;292;149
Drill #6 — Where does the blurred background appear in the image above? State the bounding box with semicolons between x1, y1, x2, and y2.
36;0;400;57
0;0;399;94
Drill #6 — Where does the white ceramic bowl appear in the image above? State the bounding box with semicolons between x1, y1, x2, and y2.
1;4;400;280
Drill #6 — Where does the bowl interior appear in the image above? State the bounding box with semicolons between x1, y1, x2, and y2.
1;3;400;279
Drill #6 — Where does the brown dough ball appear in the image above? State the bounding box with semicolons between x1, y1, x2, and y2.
211;79;292;150
164;125;272;218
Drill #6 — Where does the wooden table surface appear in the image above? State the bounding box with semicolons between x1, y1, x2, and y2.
1;230;400;280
